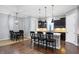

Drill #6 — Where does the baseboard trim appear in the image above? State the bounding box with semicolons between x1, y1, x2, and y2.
0;38;9;41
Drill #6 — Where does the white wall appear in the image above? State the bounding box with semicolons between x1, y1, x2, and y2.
23;17;38;38
30;17;38;31
18;17;25;30
23;16;31;38
76;7;79;34
8;15;15;30
0;13;9;40
66;9;78;46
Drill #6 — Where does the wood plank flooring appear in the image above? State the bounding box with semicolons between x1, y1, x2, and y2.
0;39;79;54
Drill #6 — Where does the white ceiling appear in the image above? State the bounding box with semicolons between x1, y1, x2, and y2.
0;5;77;18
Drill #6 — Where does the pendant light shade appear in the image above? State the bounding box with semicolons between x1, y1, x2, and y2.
51;18;54;22
45;7;46;18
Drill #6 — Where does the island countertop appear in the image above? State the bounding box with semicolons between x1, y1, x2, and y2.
36;28;66;33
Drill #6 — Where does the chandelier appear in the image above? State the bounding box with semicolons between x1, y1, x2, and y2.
15;12;19;26
38;8;41;20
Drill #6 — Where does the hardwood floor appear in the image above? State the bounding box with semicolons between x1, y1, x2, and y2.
0;39;79;54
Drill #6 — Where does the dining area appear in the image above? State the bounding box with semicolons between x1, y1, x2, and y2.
9;30;24;41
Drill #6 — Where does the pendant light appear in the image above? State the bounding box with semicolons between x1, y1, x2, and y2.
51;5;54;23
38;8;41;20
44;6;47;23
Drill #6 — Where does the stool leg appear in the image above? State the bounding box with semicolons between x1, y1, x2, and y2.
34;38;35;45
43;40;44;45
46;41;47;49
55;41;56;49
31;39;32;47
38;39;39;47
52;42;53;50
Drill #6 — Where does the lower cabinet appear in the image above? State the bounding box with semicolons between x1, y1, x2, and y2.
61;33;65;41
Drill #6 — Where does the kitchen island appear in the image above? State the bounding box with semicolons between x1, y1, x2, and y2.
36;28;61;49
36;28;66;49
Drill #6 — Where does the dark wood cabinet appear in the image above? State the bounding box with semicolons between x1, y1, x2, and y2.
54;18;66;28
38;20;47;28
61;33;65;41
54;17;66;41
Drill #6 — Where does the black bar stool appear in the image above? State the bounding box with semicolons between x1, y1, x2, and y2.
46;32;56;49
37;32;44;47
37;32;47;47
30;31;38;46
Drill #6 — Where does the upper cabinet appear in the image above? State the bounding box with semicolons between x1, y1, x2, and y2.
54;18;66;28
38;20;47;28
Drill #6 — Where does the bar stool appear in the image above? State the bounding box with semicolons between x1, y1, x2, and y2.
37;32;43;47
46;32;56;49
30;31;38;46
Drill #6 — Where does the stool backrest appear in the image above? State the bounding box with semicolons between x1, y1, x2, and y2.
46;32;53;40
30;31;35;39
37;32;43;39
